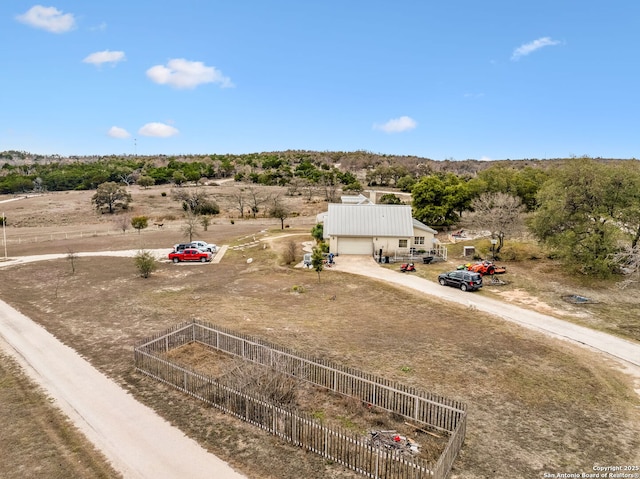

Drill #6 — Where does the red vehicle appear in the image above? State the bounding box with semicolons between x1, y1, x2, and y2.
168;248;212;263
465;261;506;276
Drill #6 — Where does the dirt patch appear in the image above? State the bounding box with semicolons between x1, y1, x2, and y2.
165;342;448;463
490;288;573;316
1;188;640;479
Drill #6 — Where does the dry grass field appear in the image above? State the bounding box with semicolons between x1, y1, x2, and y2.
1;184;639;479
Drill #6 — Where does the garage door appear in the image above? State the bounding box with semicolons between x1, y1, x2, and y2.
336;237;373;255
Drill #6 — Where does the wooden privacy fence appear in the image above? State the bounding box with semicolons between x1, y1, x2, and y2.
134;321;467;479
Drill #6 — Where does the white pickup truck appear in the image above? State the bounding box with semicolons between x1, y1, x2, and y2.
188;240;218;253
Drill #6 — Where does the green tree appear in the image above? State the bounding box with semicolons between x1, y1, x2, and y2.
91;182;132;214
528;158;629;276
137;175;155;189
172;170;187;186
378;193;402;205
470;166;549;211
134;250;158;278
411;174;471;227
311;247;324;282
396;175;416;192
131;216;149;234
269;195;290;229
311;223;324;243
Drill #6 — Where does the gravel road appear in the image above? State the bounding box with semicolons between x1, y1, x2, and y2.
332;256;640;391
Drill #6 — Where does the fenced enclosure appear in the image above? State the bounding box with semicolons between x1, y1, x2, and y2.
134;321;467;479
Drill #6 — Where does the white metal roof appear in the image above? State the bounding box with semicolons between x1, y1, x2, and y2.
412;218;438;235
324;204;415;238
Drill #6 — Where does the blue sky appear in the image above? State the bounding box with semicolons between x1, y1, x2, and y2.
1;1;639;160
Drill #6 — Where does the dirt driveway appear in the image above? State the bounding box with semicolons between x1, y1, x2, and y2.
332;255;640;392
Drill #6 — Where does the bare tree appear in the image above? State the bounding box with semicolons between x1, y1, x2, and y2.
115;215;131;234
229;190;247;218
320;171;338;202
465;192;525;254
286;177;305;197
302;179;315;201
220;357;305;405
246;186;270;219
67;248;78;274
182;211;199;242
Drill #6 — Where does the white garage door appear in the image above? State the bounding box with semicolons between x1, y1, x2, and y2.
337;237;373;255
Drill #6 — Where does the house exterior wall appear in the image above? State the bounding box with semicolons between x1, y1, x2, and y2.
411;227;436;253
372;236;407;257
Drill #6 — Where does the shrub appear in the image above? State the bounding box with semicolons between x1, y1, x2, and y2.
131;216;149;234
282;240;297;265
134;250;157;278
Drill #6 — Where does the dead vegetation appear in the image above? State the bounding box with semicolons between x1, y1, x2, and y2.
165;342;447;463
0;187;639;479
0;352;121;479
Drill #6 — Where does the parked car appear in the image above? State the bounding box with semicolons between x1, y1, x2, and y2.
168;248;212;263
173;243;197;252
189;240;218;253
437;270;483;291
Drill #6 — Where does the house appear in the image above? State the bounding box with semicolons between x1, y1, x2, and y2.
322;203;446;259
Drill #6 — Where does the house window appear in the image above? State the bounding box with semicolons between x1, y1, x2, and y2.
399;239;408;248
414;236;425;245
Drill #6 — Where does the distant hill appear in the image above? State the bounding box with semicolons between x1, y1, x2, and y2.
2;148;636;177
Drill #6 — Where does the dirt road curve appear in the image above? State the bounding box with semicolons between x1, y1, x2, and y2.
0;251;245;479
332;256;640;390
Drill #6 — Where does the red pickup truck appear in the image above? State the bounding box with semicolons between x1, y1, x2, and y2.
168;248;212;263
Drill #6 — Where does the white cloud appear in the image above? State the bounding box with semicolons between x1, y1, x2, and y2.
16;5;76;33
146;58;234;89
511;37;560;60
83;50;126;66
478;156;494;162
138;123;179;138
373;116;417;133
90;22;107;32
108;126;131;139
